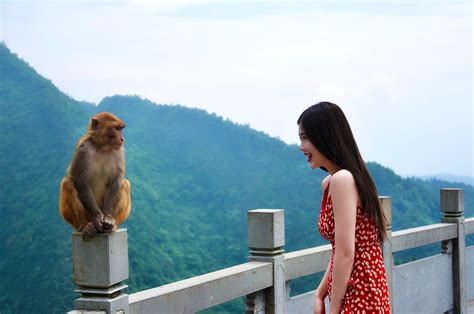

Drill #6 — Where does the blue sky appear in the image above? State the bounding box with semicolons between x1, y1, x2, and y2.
1;0;472;177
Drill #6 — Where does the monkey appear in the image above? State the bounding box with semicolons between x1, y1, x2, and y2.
59;112;131;236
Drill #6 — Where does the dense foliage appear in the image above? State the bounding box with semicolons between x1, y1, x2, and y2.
0;43;472;313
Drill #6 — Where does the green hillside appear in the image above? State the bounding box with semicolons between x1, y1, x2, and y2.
0;43;472;313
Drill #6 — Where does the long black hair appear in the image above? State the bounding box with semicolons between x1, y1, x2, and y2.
297;102;387;244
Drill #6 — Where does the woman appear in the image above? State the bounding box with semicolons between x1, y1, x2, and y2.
298;102;390;313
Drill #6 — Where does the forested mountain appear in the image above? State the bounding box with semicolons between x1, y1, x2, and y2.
418;173;473;186
1;43;472;313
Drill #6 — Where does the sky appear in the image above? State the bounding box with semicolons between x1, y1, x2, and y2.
0;0;472;178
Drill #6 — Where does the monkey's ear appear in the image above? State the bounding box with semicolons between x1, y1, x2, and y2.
91;117;100;130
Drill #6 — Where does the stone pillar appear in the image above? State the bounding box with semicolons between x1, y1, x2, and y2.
380;196;394;313
245;291;266;314
72;229;129;314
441;189;466;313
246;209;285;314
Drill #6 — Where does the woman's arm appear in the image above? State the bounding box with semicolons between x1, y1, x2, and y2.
328;170;357;314
313;261;330;314
315;260;330;298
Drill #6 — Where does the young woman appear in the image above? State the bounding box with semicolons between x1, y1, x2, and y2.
298;102;390;313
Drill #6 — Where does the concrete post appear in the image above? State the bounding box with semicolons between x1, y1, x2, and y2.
380;196;394;313
71;229;129;314
246;209;286;314
441;189;466;313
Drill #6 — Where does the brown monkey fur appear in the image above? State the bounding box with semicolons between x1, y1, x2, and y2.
59;112;131;236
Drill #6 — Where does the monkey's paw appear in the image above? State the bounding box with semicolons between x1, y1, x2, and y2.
102;215;116;233
81;221;98;236
92;213;105;232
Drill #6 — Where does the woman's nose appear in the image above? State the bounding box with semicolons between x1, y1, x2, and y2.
299;142;304;152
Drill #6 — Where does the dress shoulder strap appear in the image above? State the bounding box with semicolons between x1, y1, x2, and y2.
323;180;330;205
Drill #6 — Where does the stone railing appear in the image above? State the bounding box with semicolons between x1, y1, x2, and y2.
68;188;474;313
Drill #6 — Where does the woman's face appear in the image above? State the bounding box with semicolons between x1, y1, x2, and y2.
298;124;325;169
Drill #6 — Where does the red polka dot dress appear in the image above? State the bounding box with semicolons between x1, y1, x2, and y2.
318;182;390;313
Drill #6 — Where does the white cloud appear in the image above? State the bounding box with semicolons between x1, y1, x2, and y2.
1;1;472;177
126;0;220;10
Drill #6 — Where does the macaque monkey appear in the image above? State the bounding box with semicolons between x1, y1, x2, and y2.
59;112;131;236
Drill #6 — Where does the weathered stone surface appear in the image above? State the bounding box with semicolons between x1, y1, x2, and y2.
73;229;129;287
394;254;453;313
74;293;129;313
380;196;394;312
247;209;284;252
391;223;457;252
467;246;474;303
441;189;464;220
129;262;272;314
284;245;331;280
466;217;474;235
441;188;467;314
247;209;286;314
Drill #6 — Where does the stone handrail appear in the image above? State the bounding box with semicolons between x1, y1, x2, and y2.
466;217;474;234
68;188;473;313
284;245;331;281
391;223;458;252
283;219;474;282
129;261;273;313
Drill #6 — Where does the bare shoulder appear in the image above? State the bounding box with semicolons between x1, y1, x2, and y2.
331;169;355;184
321;175;331;191
330;170;357;200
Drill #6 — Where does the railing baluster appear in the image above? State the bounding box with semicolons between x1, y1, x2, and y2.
69;229;129;314
380;196;394;313
441;188;466;314
246;209;286;314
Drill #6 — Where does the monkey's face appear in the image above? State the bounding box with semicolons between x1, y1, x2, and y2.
89;112;126;150
107;125;125;149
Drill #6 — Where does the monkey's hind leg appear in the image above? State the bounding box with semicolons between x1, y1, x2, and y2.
114;179;131;226
59;177;90;231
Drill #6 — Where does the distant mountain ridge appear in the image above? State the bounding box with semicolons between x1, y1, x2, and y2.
0;43;472;313
416;173;473;187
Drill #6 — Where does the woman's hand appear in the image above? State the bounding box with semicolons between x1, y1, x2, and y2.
313;292;326;314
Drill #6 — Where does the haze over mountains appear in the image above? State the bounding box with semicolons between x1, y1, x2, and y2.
417;173;473;187
0;43;473;313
